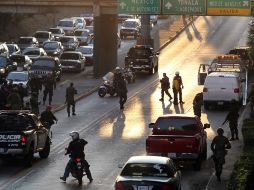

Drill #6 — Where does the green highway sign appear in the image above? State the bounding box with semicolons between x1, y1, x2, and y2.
118;0;161;14
162;0;206;15
207;0;251;16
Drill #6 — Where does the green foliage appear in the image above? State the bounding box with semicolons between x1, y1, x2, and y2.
227;119;254;190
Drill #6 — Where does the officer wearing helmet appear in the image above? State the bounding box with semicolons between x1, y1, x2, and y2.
60;131;93;183
211;127;231;181
172;71;184;105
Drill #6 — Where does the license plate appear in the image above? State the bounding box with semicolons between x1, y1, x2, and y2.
217;102;224;105
138;186;149;190
0;148;5;153
168;153;176;158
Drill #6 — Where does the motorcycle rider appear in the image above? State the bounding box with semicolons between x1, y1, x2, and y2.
211;128;231;182
60;131;93;183
113;67;122;93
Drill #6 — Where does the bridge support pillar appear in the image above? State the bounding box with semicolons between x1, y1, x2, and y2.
93;1;117;78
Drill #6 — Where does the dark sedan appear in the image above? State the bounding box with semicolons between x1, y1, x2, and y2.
59;36;79;51
60;51;85;72
115;156;181;190
43;41;64;57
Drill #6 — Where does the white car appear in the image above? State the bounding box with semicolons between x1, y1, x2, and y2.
6;71;29;94
57;18;79;35
22;47;47;62
72;17;86;29
203;72;243;109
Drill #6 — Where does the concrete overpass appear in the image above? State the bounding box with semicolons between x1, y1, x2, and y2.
0;0;117;14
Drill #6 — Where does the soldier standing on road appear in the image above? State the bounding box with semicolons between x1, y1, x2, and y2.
159;73;173;102
29;75;42;96
43;74;56;105
30;92;40;115
172;71;184;105
7;87;22;110
222;100;240;141
117;75;128;110
66;82;77;117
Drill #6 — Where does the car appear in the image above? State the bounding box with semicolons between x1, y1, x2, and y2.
22;47;47;62
0;110;51;166
0;56;17;77
125;45;159;74
0;42;10;57
85;25;94;34
74;29;90;45
7;43;21;56
115;156;181;190
72;17;86;29
203;72;243;109
10;54;32;71
33;31;54;47
60;51;85;72
146;114;210;171
120;19;141;39
117;14;135;23
59;36;79;51
57;18;79;36
81;13;94;26
6;71;30;94
49;27;65;40
17;37;39;51
76;46;93;65
42;41;64;57
29;56;62;81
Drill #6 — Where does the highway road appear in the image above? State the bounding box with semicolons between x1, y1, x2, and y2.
0;16;251;190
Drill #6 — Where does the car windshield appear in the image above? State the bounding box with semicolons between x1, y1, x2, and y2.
49;28;61;34
76;18;83;23
43;42;58;50
58;20;73;27
60;53;79;60
60;37;74;43
77;47;93;54
129;48;151;57
24;50;40;56
34;32;49;38
121;163;170;177
7;72;28;81
155;118;198;131
0;114;32;131
74;30;89;37
0;57;7;67
123;21;138;28
18;38;32;44
33;59;54;67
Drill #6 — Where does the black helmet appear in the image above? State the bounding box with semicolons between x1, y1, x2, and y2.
217;127;224;135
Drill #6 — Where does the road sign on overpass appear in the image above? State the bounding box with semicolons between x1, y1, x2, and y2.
207;0;251;16
162;0;206;15
117;0;161;14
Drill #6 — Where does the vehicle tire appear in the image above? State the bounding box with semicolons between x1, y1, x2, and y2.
149;67;154;75
24;144;34;167
204;101;209;110
98;88;106;97
39;138;50;159
201;143;207;160
194;157;202;171
154;65;158;72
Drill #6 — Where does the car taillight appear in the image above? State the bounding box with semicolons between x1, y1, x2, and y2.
234;88;239;93
21;135;27;143
75;158;81;163
162;184;172;190
203;87;208;92
115;181;125;190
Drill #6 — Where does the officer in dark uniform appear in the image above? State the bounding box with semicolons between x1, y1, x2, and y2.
29;75;42;96
40;105;58;128
66;82;77;117
117;75;127;110
30;92;40;115
159;73;173;101
222;101;240;140
43;74;56;105
193;92;203;118
211;128;231;182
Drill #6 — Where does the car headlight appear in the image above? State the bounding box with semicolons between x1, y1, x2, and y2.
53;51;59;55
0;68;5;73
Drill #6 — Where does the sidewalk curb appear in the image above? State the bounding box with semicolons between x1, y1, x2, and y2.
51;17;198;113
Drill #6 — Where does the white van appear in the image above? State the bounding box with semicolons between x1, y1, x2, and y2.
203;72;243;109
57;18;78;36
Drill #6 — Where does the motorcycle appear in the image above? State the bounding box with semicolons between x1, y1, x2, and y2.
123;67;136;84
98;72;116;97
70;157;86;185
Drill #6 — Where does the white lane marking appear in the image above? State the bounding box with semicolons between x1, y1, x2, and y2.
205;172;215;190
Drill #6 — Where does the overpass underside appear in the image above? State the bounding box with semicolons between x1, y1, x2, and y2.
0;0;117;14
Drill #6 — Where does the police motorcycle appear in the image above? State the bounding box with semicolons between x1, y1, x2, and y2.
123;67;136;84
98;72;116;97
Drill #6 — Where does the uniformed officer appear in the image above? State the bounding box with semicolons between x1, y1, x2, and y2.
43;74;56;105
172;71;184;105
66;82;77;117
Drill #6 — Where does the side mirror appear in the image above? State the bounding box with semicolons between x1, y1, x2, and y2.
204;123;210;129
149;123;155;128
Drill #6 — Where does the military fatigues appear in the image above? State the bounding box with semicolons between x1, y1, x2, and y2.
160;75;172;101
43;77;56;105
66;85;77;116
